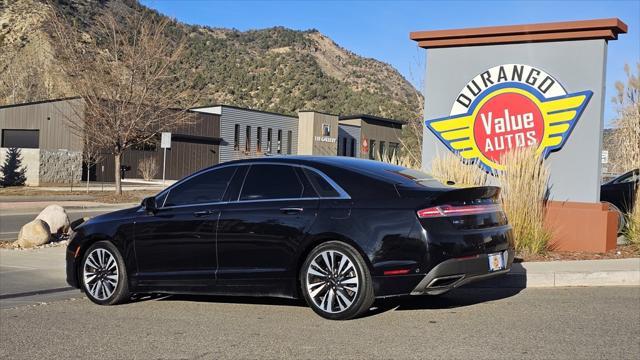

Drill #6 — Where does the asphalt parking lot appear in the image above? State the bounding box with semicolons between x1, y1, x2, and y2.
1;287;638;359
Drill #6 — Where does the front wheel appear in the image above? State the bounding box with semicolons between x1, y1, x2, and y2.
81;241;130;305
300;241;374;320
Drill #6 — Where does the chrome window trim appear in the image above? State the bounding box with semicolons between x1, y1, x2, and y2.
154;161;351;210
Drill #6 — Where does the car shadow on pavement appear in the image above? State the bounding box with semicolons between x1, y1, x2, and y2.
363;272;527;318
128;269;526;319
136;293;307;308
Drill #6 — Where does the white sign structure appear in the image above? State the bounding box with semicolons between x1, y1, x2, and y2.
601;150;609;164
161;132;171;185
161;132;172;149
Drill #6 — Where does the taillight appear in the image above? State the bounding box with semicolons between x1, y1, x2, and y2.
417;204;501;218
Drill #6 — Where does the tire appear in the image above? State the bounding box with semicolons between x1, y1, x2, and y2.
300;241;374;320
80;241;130;305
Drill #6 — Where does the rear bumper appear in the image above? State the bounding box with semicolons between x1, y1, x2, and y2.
411;249;514;295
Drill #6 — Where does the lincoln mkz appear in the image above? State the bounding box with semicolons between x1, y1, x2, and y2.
66;157;514;320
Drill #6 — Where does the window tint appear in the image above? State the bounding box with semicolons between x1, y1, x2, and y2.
2;129;39;148
245;126;251;152
240;165;303;201
234;124;240;150
303;168;340;197
164;166;237;207
277;130;282;154
256;127;262;152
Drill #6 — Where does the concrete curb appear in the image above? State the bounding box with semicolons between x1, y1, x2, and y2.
470;258;640;289
492;271;640;288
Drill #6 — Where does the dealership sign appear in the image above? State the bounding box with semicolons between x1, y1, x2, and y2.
425;64;592;171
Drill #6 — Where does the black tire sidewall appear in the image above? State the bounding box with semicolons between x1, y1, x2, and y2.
80;241;129;305
300;241;374;320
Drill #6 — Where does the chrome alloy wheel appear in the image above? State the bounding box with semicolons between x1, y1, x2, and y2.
306;250;359;313
83;248;119;301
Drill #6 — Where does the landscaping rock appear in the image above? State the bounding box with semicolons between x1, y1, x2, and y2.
35;204;70;234
15;219;51;248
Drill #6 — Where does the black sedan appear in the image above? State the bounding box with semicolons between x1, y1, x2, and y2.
601;169;639;215
66;157;514;320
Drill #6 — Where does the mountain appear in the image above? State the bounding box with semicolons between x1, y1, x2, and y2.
0;0;423;122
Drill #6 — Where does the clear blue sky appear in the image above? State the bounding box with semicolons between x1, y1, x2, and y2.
141;0;640;126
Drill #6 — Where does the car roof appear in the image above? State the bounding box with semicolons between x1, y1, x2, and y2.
219;156;435;187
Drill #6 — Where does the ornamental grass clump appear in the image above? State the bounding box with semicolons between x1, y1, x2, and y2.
624;188;640;252
430;151;488;187
429;147;551;255
497;147;551;255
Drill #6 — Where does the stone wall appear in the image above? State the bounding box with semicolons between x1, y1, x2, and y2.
39;149;82;184
0;148;40;186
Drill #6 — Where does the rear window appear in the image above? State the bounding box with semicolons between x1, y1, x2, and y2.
386;168;449;189
303;168;340;198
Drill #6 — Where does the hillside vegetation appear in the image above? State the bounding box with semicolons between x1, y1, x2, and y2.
0;0;423;122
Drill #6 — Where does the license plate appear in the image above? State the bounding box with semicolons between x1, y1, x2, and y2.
488;252;505;272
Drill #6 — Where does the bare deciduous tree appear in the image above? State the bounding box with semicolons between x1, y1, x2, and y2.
48;4;197;195
611;63;640;174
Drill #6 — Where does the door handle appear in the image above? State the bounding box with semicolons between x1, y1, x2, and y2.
193;210;212;217
280;207;303;214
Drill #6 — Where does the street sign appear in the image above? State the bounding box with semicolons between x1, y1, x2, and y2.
161;132;172;149
601;150;609;164
161;132;171;185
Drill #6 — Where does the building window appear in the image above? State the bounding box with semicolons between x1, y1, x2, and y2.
287;130;292;154
277;129;282;154
267;128;272;153
245;126;251;152
350;138;356;157
342;137;347;156
379;141;386;161
369;140;376;160
322;124;331;137
1;129;39;148
256;127;262;153
234;124;240;151
389;142;399;161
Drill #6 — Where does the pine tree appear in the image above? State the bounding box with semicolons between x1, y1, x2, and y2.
0;147;27;187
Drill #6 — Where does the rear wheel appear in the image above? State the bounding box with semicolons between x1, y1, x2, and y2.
300;241;374;320
81;241;130;305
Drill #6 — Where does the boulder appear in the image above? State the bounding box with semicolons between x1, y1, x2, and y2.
15;219;51;248
35;205;70;235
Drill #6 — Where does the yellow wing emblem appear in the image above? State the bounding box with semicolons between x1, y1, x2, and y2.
425;86;592;171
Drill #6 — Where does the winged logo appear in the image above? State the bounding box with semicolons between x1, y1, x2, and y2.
425;65;592;172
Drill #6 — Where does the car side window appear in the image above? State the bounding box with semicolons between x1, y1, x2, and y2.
614;171;639;184
164;166;237;207
302;168;340;198
240;164;303;201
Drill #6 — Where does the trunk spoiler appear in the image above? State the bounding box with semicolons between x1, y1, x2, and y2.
395;184;501;206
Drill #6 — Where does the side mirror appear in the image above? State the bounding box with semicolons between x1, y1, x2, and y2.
141;197;158;214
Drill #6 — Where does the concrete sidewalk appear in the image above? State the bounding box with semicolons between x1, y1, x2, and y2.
0;200;136;213
0;247;81;308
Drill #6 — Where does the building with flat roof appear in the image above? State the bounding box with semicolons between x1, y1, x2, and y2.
0;98;406;185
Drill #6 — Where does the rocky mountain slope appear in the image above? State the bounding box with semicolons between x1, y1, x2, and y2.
0;0;423;122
